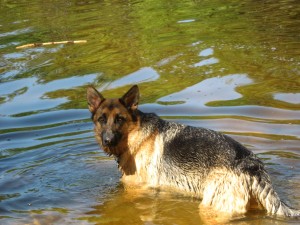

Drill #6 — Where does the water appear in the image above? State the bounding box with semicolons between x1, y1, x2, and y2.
0;0;299;224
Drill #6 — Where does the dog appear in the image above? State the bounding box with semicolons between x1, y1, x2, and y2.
87;84;299;217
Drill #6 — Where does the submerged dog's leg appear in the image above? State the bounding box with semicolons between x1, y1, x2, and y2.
200;168;251;215
201;167;300;217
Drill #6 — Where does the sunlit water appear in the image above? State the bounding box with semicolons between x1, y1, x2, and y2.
0;0;299;224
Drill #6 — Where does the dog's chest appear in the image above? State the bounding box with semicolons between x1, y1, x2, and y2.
123;133;164;186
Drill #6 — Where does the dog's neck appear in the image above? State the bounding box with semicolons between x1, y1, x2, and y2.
116;150;137;176
115;113;159;177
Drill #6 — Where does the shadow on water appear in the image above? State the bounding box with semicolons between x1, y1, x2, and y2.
0;0;299;224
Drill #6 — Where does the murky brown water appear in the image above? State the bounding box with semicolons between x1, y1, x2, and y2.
0;0;299;224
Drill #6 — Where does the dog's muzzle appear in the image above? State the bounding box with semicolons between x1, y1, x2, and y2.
101;131;121;147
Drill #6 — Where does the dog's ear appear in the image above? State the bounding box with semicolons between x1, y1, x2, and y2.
87;86;105;113
120;85;139;111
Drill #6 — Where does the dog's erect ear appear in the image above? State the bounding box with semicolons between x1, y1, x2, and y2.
87;86;105;113
120;85;139;111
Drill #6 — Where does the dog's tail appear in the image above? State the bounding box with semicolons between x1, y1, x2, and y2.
251;172;300;217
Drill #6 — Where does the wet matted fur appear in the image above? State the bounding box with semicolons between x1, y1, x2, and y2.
87;85;299;217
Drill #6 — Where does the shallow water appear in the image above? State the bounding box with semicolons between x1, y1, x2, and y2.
0;0;299;224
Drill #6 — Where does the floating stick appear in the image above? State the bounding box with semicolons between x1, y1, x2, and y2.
16;40;87;49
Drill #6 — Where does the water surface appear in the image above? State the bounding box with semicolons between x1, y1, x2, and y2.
0;0;299;224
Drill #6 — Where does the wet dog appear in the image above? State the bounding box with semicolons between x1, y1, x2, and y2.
87;85;299;217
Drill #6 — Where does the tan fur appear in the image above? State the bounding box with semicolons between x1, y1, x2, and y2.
201;168;252;214
122;126;162;186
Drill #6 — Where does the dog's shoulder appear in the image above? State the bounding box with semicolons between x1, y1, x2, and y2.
139;111;160;124
138;111;169;133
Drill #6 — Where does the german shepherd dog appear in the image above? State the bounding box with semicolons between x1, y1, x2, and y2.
87;85;299;217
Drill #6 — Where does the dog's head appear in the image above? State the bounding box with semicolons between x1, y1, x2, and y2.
87;85;139;155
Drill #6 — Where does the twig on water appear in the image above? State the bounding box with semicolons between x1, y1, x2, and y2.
16;40;87;49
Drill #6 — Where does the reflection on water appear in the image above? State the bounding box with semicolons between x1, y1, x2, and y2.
157;73;252;106
0;0;299;224
99;67;159;91
274;93;300;104
194;57;219;67
199;48;214;57
0;74;98;116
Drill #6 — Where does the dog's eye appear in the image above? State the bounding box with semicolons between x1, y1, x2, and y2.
98;115;106;124
115;116;125;123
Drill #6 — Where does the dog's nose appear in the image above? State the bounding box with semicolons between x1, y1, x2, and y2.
104;136;112;146
102;132;114;147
